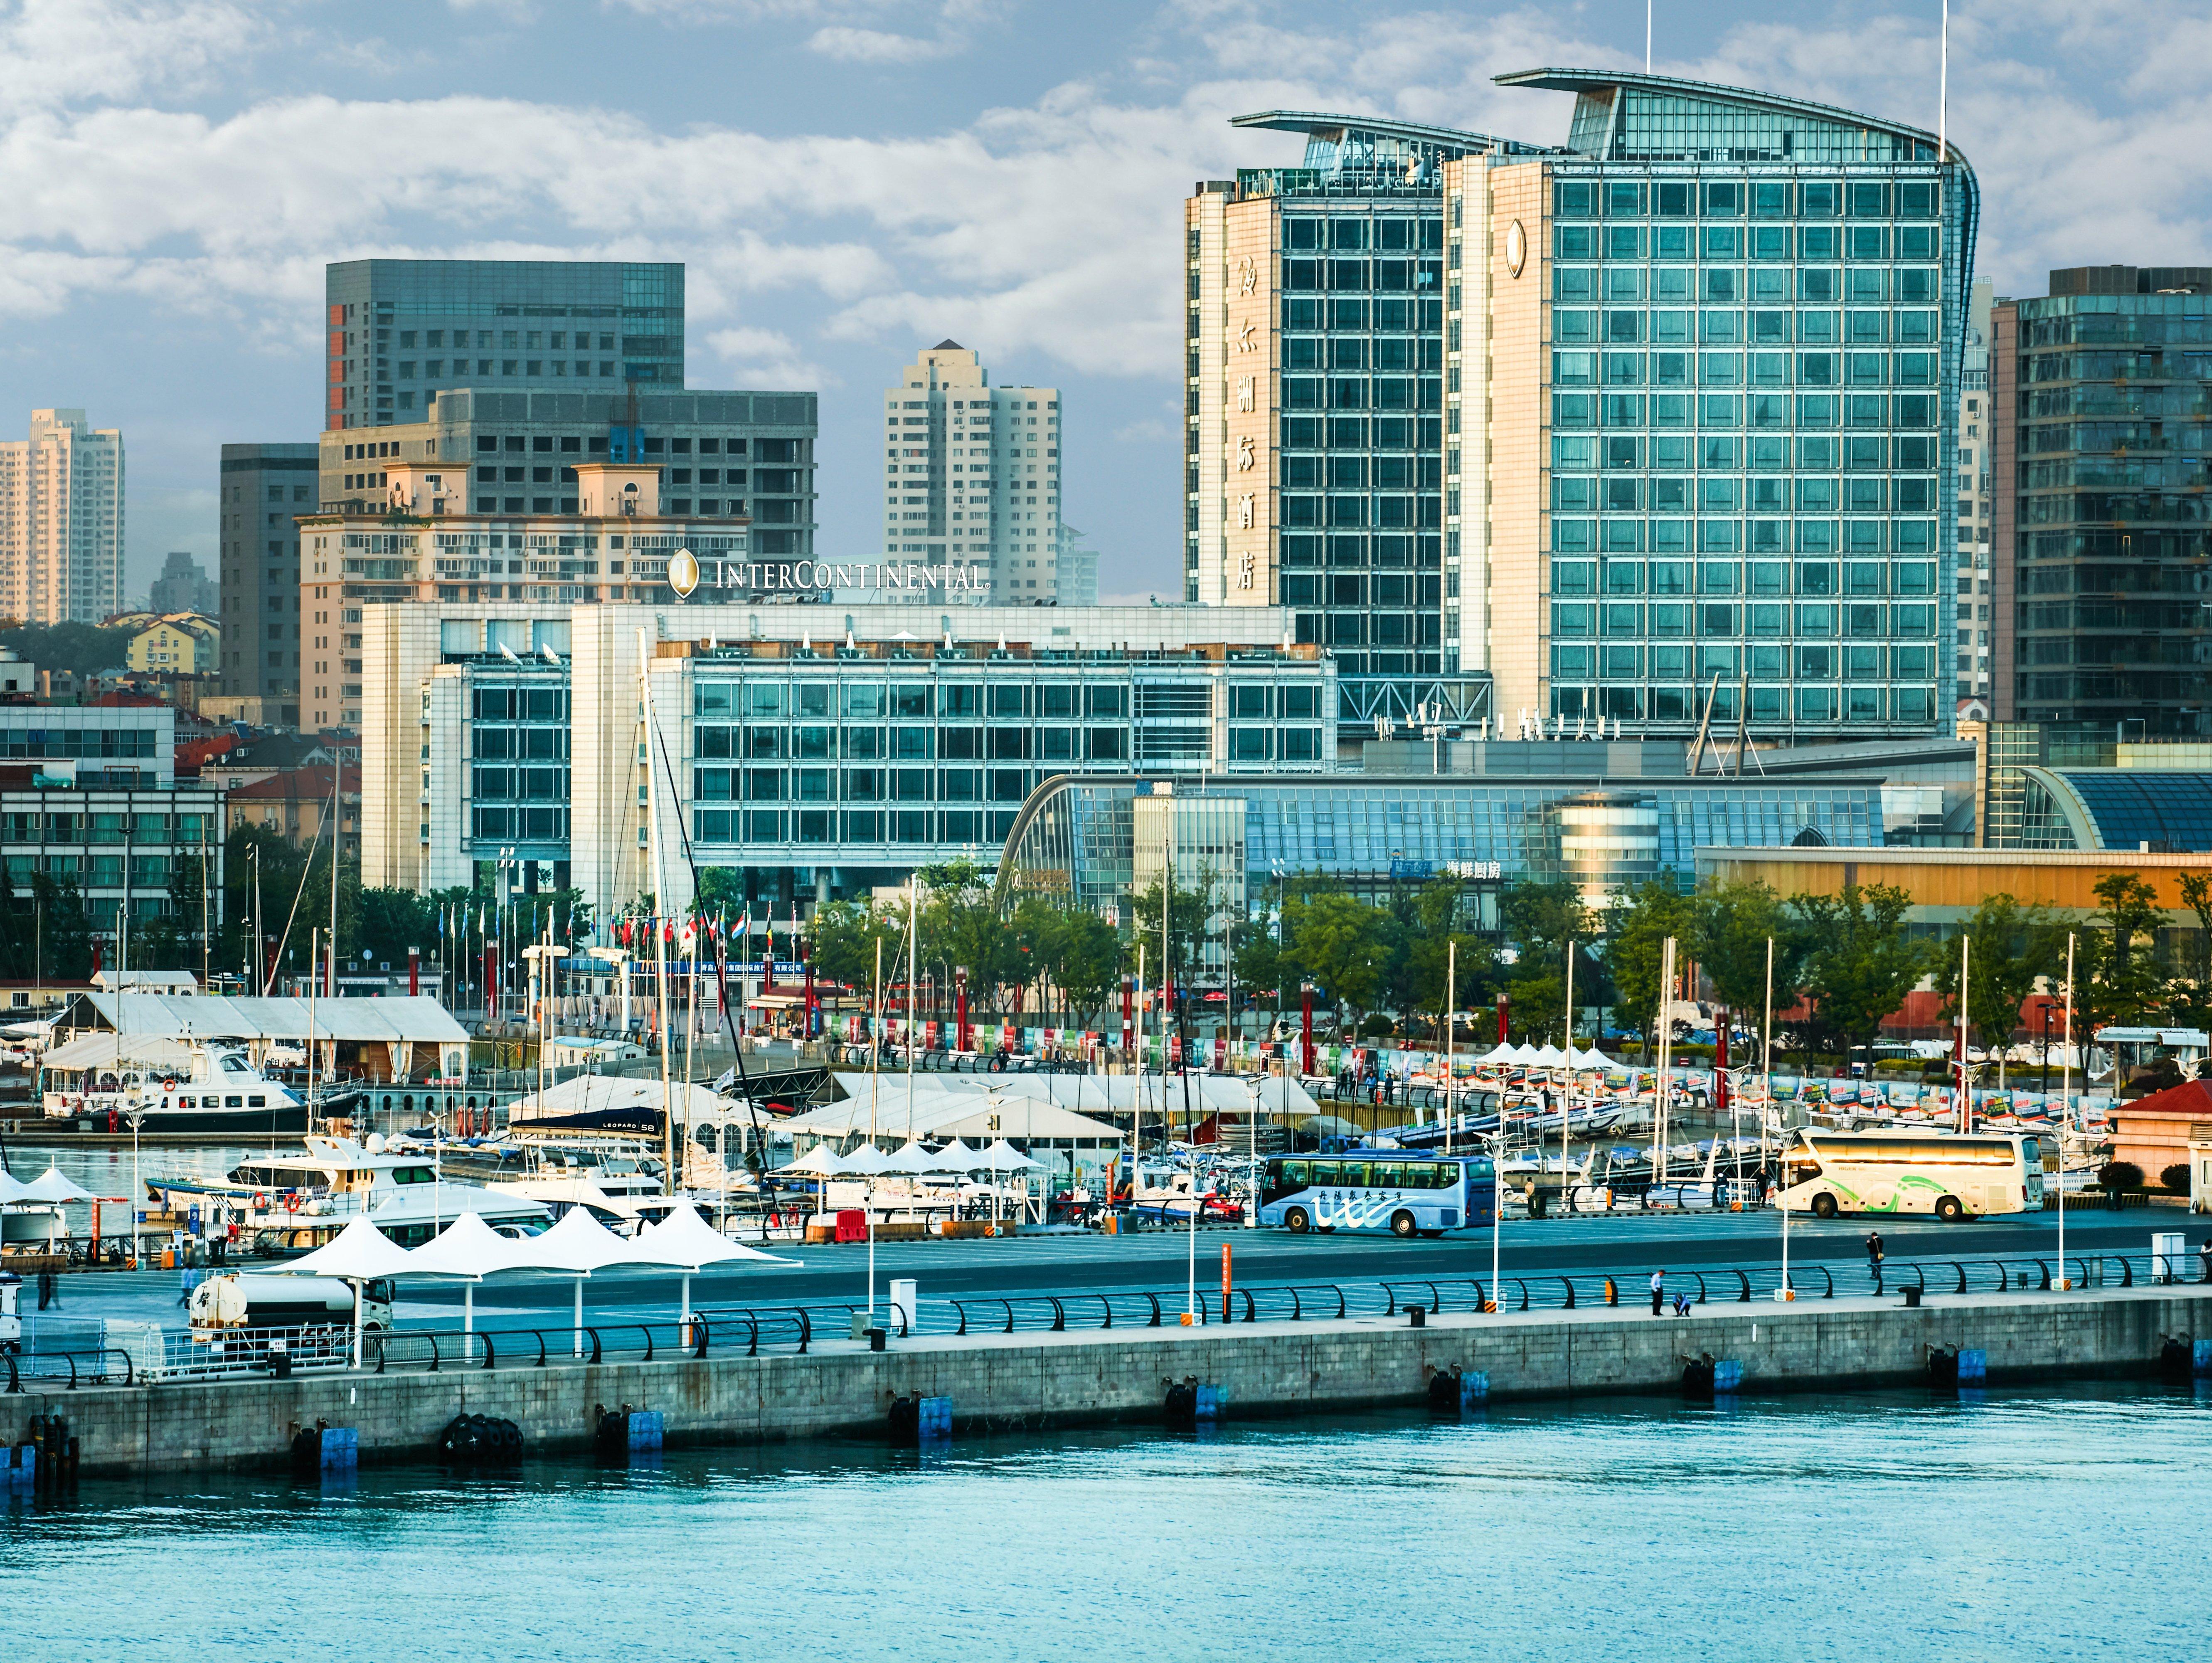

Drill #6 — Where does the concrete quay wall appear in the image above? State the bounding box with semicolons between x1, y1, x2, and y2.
23;1288;2211;1478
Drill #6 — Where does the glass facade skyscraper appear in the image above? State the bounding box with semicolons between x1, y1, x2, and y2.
1992;265;2212;735
325;260;685;431
1189;69;1977;742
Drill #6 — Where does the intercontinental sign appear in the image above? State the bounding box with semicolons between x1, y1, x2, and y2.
668;549;990;599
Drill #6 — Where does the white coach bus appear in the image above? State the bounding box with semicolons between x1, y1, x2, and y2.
1779;1129;2041;1222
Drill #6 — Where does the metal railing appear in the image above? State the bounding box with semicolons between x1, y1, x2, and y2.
17;1250;2207;1392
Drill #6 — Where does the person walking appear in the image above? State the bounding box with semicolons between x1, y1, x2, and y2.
1650;1268;1665;1316
1865;1230;1886;1295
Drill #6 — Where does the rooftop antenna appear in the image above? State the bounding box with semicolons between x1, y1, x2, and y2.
1646;0;1652;73
497;642;520;665
845;630;856;651
801;633;811;652
1938;0;1948;163
539;642;560;664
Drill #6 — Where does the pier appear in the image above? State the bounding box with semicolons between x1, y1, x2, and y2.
19;1283;2210;1478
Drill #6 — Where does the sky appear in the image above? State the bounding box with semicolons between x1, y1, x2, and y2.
2;0;2208;609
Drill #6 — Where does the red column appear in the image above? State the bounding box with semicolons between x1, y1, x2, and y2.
1497;992;1509;1044
1120;976;1133;1057
956;970;970;1054
1714;1015;1729;1117
408;945;419;998
1300;981;1315;1077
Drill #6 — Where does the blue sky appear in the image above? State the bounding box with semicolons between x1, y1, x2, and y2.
0;0;2205;606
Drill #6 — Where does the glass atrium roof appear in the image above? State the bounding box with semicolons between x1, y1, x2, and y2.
2043;770;2212;854
1496;69;1947;165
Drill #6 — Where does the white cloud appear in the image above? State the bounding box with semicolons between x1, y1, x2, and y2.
0;0;263;110
706;324;828;387
806;25;956;62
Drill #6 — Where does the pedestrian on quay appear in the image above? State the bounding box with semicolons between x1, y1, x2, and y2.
1866;1230;1886;1295
1650;1269;1665;1316
2199;1239;2212;1285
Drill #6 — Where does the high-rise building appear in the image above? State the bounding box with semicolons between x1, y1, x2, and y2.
1190;70;1976;740
324;260;685;431
1956;278;1994;711
0;409;124;626
1992;264;2212;735
1057;522;1099;606
314;388;815;558
217;442;317;722
881;343;1061;601
149;549;215;616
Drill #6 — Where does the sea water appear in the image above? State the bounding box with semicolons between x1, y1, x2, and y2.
2;1385;2203;1659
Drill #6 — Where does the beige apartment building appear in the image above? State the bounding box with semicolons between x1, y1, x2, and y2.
880;343;1061;602
0;409;124;626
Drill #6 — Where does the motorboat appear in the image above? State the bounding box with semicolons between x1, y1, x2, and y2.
144;1134;549;1252
42;1041;311;1136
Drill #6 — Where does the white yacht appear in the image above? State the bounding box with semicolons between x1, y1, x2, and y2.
478;1138;674;1231
145;1135;549;1253
43;1041;313;1135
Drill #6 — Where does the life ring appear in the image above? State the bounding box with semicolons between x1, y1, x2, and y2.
283;1193;302;1214
252;1192;270;1211
161;1078;179;1092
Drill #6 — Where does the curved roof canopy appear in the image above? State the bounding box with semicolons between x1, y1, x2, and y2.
1494;67;1949;166
1230;111;1551;159
2026;769;2212;854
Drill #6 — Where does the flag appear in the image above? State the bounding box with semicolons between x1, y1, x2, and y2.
712;1065;737;1094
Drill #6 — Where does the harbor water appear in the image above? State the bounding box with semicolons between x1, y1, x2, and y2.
4;1384;2205;1658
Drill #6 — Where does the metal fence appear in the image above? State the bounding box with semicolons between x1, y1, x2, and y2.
9;1250;2206;1392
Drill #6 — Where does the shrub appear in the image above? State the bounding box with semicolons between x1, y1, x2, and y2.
1358;1013;1394;1040
2161;1162;2191;1194
2098;1160;2145;1194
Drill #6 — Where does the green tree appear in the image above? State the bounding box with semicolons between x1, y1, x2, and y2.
1284;890;1397;1029
0;620;136;678
1399;876;1494;1029
1793;882;1928;1069
1052;909;1123;1024
805;897;903;994
1123;873;1217;994
27;873;95;981
1498;878;1597;1046
1606;876;1695;1061
2079;871;2166;1036
1692;876;1811;1064
1929;894;2062;1090
2170;871;2212;1031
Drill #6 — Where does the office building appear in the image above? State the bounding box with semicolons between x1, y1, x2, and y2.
1992;264;2212;735
0;410;124;626
217;442;317;722
325;260;684;431
1189;69;1976;741
314;387;815;557
880;343;1060;602
1057;523;1099;606
358;601;1324;919
1005;750;1945;918
0;702;224;948
148;550;214;616
299;452;758;735
1956;279;1994;709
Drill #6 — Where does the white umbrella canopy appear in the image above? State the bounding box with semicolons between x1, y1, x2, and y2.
0;1171;35;1205
1571;1046;1620;1070
883;1140;941;1175
776;1145;847;1177
1530;1043;1567;1067
19;1166;94;1204
931;1138;987;1172
1510;1043;1543;1064
276;1215;417;1280
526;1204;635;1273
1478;1043;1520;1064
404;1210;527;1279
625;1202;797;1269
840;1142;894;1177
979;1138;1039;1172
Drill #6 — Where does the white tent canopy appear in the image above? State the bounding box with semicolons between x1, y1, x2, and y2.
624;1203;795;1271
273;1215;416;1281
1530;1043;1567;1067
1478;1043;1519;1064
979;1138;1039;1172
775;1145;846;1177
840;1142;894;1177
18;1165;93;1204
1571;1046;1622;1071
0;1171;37;1205
525;1204;635;1274
931;1139;987;1172
883;1139;942;1175
402;1210;526;1280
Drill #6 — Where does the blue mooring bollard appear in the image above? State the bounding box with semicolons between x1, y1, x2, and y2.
319;1427;359;1473
1957;1348;1987;1385
1712;1360;1743;1394
1193;1384;1225;1422
627;1411;664;1452
917;1396;952;1438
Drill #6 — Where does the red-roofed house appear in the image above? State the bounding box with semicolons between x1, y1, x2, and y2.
224;764;359;850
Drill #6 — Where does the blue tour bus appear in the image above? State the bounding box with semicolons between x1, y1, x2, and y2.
1258;1149;1496;1237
